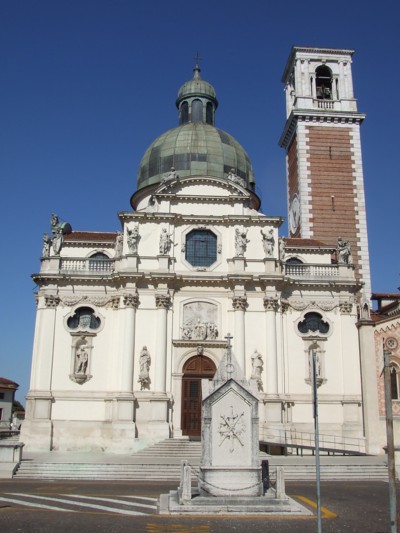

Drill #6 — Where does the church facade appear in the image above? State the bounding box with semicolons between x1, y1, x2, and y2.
22;47;382;455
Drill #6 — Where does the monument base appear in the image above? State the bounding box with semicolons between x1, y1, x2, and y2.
198;466;263;496
159;488;312;515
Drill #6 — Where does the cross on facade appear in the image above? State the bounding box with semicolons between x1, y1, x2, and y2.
225;333;234;379
225;332;233;348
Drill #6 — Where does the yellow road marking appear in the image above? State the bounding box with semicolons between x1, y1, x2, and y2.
296;496;337;518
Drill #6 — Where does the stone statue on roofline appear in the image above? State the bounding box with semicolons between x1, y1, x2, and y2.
50;213;72;235
260;228;275;257
337;236;352;264
127;224;140;255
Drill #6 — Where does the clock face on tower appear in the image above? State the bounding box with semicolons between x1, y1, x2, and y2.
289;193;300;235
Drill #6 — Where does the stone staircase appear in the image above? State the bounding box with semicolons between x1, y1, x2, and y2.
14;438;389;481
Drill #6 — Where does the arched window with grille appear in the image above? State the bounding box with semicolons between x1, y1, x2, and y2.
390;364;399;400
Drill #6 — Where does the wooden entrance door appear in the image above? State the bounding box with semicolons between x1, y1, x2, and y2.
181;355;216;437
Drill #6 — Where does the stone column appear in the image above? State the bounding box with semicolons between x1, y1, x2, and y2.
303;59;310;96
263;296;279;395
357;319;382;455
22;293;58;451
33;294;59;392
339;60;346;99
121;292;139;392
232;295;247;373
155;292;171;392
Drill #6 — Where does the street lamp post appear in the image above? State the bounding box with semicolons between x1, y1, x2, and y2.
312;349;322;533
383;342;398;533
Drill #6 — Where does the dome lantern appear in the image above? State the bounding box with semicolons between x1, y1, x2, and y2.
176;64;218;126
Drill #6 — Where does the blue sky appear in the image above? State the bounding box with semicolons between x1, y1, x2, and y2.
1;0;399;403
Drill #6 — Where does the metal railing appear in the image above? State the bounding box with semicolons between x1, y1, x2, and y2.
263;428;366;455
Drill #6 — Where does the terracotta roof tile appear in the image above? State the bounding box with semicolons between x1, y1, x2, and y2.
64;231;118;243
284;238;332;248
0;377;19;389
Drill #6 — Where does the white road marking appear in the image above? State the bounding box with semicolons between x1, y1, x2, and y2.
0;496;74;512
6;493;146;516
63;494;157;509
118;495;158;502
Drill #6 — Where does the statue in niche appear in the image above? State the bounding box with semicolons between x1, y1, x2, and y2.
337;237;352;264
308;349;322;386
159;227;173;254
114;232;123;257
42;232;51;257
127;224;140;254
279;237;285;261
138;346;151;390
75;346;89;375
261;228;275;257
234;227;249;257
52;228;63;255
251;350;263;391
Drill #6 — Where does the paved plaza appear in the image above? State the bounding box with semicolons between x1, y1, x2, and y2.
0;478;397;532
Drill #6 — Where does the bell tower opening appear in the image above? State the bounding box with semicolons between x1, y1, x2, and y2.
315;65;333;100
181;354;216;437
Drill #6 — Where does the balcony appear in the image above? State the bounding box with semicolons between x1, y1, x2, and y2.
284;263;353;280
59;257;115;275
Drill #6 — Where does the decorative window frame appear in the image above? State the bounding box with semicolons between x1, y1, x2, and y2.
389;357;400;402
285;255;305;264
295;310;333;339
64;305;104;334
85;250;112;259
180;225;222;271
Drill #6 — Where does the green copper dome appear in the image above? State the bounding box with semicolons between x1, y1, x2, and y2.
177;65;218;105
136;66;255;191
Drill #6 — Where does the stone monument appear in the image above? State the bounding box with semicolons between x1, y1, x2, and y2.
199;334;262;496
159;334;311;515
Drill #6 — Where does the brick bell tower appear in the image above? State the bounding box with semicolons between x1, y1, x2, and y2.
279;47;371;298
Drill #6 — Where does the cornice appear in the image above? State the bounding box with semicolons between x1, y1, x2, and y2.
119;211;283;227
279;110;366;149
172;339;227;349
281;46;355;82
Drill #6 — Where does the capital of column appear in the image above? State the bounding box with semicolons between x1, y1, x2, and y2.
339;301;353;315
232;296;247;311
155;293;172;309
263;297;279;312
44;295;60;308
123;292;139;309
110;296;120;310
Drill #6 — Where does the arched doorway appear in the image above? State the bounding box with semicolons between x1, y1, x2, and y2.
181;354;216;437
